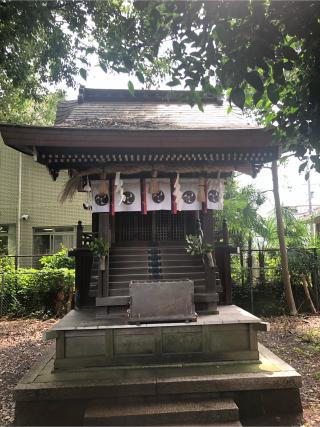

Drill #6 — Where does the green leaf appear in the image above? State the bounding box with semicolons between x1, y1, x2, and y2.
246;71;264;93
206;40;216;65
196;97;204;112
79;68;87;80
100;62;108;73
128;80;135;96
167;78;180;87
267;84;280;104
172;40;180;54
230;87;245;109
282;46;298;61
283;61;294;70
86;47;95;55
298;160;308;174
273;62;284;83
253;91;263;105
136;71;145;83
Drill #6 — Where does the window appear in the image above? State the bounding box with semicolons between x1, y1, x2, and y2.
0;224;16;255
33;226;76;255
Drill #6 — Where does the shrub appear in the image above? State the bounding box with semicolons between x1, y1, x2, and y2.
0;256;15;272
39;247;75;269
1;263;75;317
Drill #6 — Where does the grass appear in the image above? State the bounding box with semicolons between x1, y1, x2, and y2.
300;328;320;352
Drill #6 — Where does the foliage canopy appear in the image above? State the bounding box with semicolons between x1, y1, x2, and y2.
2;1;320;167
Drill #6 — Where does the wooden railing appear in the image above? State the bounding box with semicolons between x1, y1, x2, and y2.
76;221;98;248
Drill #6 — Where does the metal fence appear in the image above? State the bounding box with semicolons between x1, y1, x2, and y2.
231;247;320;314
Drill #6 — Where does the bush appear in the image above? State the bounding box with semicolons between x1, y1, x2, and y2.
39;246;75;269
1;259;75;317
0;256;15;272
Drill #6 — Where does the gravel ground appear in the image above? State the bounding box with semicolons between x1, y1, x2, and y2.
0;315;319;426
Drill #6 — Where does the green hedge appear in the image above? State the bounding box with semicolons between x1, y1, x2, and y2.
1;267;74;317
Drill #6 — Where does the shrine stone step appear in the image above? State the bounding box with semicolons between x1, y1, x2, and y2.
109;259;203;268
96;296;130;307
108;279;207;289
109;254;200;262
89;255;100;297
109;265;205;274
101;243;215;308
109;270;206;278
83;397;241;426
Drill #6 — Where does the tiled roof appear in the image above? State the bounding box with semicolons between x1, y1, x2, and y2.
55;88;258;130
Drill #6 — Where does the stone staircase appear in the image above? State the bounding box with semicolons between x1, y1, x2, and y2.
95;243;221;314
84;397;242;426
88;255;99;297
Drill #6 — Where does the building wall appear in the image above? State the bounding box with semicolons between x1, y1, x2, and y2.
0;138;91;264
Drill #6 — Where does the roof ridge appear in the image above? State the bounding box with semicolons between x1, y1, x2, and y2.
77;86;223;105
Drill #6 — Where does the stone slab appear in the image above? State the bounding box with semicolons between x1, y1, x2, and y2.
46;305;265;337
15;343;301;401
128;279;197;323
46;305;267;368
84;397;239;426
53;322;260;369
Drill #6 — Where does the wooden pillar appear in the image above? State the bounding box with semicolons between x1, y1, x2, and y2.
92;213;99;234
76;220;83;248
198;210;218;314
222;218;232;305
73;220;93;308
97;212;109;298
203;211;217;294
247;238;254;312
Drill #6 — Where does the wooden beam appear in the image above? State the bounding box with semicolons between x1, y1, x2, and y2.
0;124;277;151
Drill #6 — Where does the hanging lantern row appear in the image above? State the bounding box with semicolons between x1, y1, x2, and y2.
83;174;224;214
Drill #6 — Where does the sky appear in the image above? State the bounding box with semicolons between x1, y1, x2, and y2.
61;66;320;220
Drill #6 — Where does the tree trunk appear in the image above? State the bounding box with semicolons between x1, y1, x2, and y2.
271;160;297;315
301;274;317;314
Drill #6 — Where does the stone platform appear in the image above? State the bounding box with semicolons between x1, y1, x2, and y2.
14;306;302;426
15;343;302;426
46;305;268;369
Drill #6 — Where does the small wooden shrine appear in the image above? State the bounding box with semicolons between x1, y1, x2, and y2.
0;88;302;426
0;87;279;316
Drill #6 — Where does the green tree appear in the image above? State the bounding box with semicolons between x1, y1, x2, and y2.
0;88;64;125
2;1;320;164
219;178;266;247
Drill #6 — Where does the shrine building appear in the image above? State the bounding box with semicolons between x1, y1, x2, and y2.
0;87;302;426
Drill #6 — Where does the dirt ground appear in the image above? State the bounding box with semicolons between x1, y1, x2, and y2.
0;318;58;426
258;315;320;427
0;315;319;426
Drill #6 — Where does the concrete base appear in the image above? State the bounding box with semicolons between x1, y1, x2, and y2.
14;343;302;426
46;306;268;369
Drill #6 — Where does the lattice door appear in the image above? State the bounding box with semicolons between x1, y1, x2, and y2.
115;211;186;242
155;211;186;241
